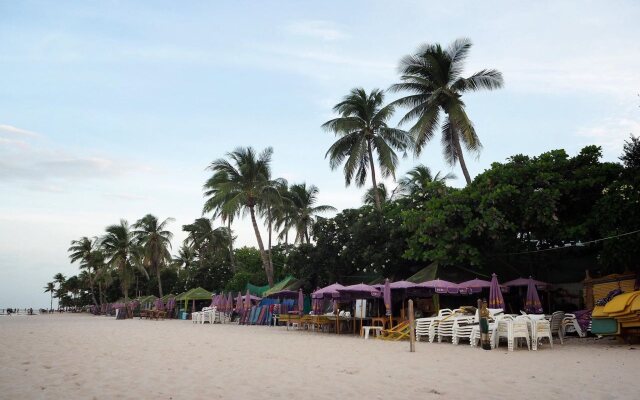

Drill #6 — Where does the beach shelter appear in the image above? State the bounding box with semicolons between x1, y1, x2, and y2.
335;283;382;335
180;287;213;312
525;277;544;314
488;273;505;309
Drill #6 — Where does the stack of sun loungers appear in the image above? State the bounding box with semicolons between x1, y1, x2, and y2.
591;290;640;338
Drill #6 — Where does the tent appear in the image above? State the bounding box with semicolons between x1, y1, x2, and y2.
178;287;213;312
262;276;298;297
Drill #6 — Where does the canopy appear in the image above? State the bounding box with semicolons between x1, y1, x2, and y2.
160;294;175;302
458;278;491;293
312;283;345;299
182;287;213;301
246;282;269;297
265;290;298;299
262;276;298;297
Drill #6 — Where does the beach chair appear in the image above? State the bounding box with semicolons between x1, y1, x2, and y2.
379;321;411;341
549;311;565;344
509;316;531;351
561;314;585;338
531;318;552;350
452;316;475;345
416;309;452;342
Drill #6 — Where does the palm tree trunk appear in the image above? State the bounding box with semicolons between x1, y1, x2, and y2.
50;292;53;311
156;264;164;298
366;138;382;211
267;208;274;280
249;205;274;287
88;272;98;307
454;137;472;185
227;219;236;272
98;281;103;307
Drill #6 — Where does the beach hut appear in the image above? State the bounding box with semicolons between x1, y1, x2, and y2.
180;287;214;314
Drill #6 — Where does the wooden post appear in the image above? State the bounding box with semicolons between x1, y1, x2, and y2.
409;300;415;352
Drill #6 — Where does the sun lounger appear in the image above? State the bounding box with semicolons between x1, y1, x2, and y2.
378;321;410;341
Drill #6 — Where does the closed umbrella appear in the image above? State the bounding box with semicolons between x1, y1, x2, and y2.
383;279;392;328
245;289;251;310
488;273;505;309
235;291;243;313
226;292;234;314
297;289;304;315
525;277;543;314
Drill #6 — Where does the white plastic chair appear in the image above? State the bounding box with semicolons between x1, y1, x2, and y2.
549;311;565;344
416;309;452;342
494;315;514;349
561;314;585;338
510;316;532;351
532;319;553;350
452;316;475;345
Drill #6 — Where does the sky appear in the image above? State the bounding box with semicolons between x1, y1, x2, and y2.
1;1;639;308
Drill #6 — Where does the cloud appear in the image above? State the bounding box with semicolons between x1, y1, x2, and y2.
285;20;348;41
0;124;41;138
0;123;149;190
576;117;640;154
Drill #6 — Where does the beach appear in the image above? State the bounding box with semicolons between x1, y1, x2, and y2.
0;315;638;399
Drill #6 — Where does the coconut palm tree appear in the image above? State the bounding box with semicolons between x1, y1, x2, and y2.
100;220;139;305
133;214;174;297
397;164;456;196
204;147;280;286
43;282;55;310
182;218;231;261
322;88;411;211
52;273;65;309
390;38;503;185
203;182;240;271
363;183;391;206
68;237;101;307
287;183;336;244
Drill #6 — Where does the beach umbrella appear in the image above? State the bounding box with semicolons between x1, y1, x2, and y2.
166;297;175;316
504;277;548;289
154;298;164;310
312;283;345;299
297;289;304;314
459;278;492;294
245;289;251;310
383;279;392;329
336;283;382;335
416;279;463;294
525;277;543;314
488;273;505;309
226;292;233;313
235;291;243;313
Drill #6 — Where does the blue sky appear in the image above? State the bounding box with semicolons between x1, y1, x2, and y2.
1;1;639;308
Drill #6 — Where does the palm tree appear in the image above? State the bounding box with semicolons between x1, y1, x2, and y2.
204;147;280;286
322;88;411;211
100;220;138;305
53;273;65;309
173;243;197;270
287;183;336;244
363;183;391;206
133;214;174;297
203;184;239;271
390;38;503;185
43;282;55;310
68;237;101;307
182;218;231;261
397;164;456;196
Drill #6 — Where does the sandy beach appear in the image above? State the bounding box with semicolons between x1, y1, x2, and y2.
1;314;638;400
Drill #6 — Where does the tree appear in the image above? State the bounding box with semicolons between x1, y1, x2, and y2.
100;220;139;305
322;88;411;211
43;282;55;310
68;236;101;307
287;183;336;244
363;183;391;206
620;134;640;171
397;164;456;197
391;38;504;185
53;273;66;309
133;214;174;297
204;147;280;286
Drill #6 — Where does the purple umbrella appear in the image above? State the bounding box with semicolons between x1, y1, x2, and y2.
416;279;464;294
334;283;381;300
383;279;391;317
154;298;164;310
488;273;505;309
459;278;492;294
297;289;304;315
226;292;234;313
235;291;243;313
504;277;548;289
525;277;543;314
166;297;175;313
312;283;345;299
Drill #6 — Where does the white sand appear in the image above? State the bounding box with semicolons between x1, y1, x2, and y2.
1;314;638;399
